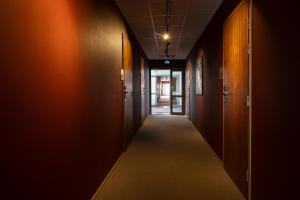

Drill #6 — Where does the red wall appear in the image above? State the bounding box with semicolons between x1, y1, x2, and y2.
252;0;299;199
0;0;148;199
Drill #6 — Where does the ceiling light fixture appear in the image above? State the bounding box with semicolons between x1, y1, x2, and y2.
163;33;170;40
164;0;171;58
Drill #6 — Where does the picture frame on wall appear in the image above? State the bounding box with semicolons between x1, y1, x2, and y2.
195;57;203;95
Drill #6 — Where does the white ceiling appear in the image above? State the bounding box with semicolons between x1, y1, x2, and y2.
115;0;223;59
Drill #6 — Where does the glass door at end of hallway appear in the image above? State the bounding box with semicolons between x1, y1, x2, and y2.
171;69;184;115
150;69;171;115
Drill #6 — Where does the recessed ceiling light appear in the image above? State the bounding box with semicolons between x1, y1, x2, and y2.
163;33;170;40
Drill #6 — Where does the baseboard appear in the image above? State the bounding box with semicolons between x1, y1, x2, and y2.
90;153;124;200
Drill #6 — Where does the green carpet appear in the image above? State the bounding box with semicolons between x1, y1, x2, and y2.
93;115;245;200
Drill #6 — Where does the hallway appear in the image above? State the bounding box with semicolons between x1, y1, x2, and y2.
94;116;244;200
1;0;299;199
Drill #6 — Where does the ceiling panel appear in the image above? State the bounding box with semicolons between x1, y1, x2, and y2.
115;1;149;17
153;16;185;27
170;2;187;15
115;0;223;59
151;1;165;15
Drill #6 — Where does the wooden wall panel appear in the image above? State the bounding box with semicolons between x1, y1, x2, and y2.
223;1;249;197
123;34;134;148
0;0;148;199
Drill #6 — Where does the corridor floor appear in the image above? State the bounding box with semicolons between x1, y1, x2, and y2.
93;116;245;200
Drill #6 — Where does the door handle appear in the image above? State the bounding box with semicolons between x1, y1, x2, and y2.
124;85;129;94
223;90;229;96
223;86;229;96
223;86;229;104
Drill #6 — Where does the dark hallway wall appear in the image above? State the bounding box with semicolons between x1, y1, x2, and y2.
0;0;148;199
186;0;242;160
187;0;299;199
252;0;299;199
132;42;150;133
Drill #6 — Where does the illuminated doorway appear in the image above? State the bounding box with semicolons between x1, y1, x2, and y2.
151;69;171;115
150;69;185;115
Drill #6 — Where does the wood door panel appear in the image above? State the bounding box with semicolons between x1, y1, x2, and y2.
123;34;133;149
140;57;145;124
223;0;249;197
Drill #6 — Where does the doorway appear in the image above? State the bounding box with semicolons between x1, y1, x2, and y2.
223;0;250;198
170;69;184;115
150;69;185;115
151;69;171;115
122;33;133;149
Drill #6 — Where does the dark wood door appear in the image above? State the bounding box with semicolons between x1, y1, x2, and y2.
140;57;145;124
223;1;249;197
122;34;133;149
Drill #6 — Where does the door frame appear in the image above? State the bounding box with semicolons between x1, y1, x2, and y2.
122;33;133;150
170;68;185;115
149;68;185;115
149;69;171;115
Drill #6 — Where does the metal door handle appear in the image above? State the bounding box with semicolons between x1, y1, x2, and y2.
124;85;129;94
223;86;229;95
223;91;229;96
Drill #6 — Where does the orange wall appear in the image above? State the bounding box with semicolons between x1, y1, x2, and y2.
0;0;147;199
